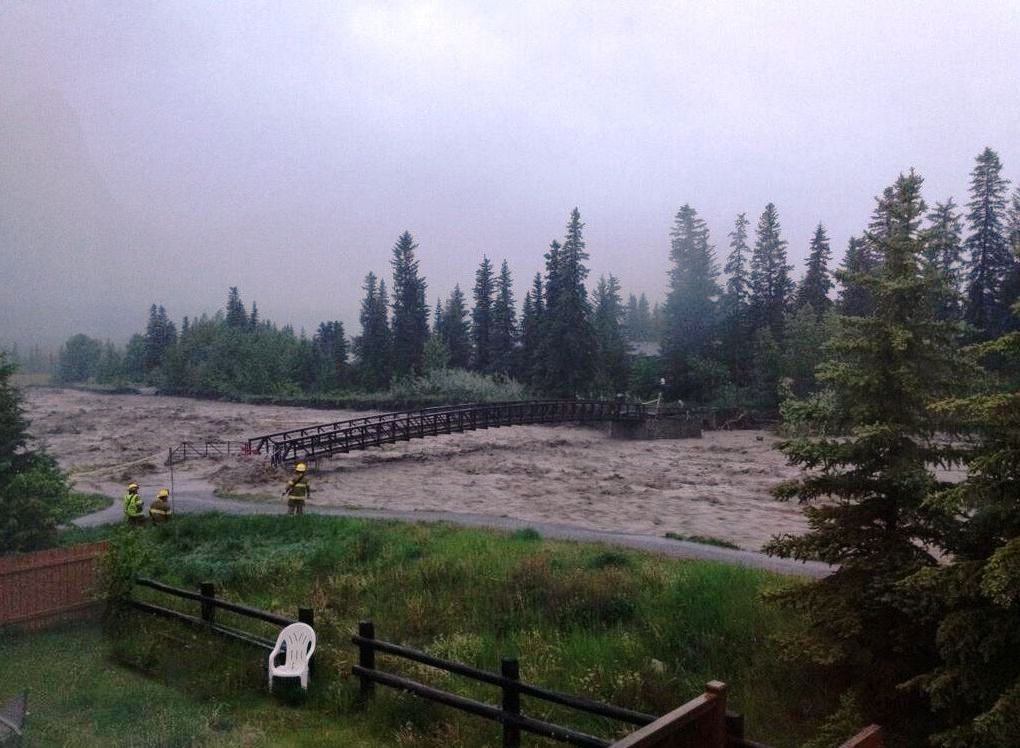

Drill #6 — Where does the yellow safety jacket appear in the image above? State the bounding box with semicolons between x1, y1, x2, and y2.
287;477;309;501
123;492;143;518
149;500;172;520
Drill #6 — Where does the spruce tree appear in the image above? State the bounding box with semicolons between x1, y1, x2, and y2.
490;260;517;377
441;285;471;369
1;350;69;552
765;171;966;729
472;256;495;372
311;321;348;391
592;275;629;395
796;223;834;316
836;236;878;317
661;204;722;400
724;212;751;309
390;231;429;377
225;287;248;329
518;273;544;386
920;199;965;323
539;210;596;396
907;285;1020;746
354;272;391;390
964;147;1013;338
749;203;794;338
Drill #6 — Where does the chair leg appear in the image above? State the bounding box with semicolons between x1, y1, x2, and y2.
268;672;273;692
301;669;308;690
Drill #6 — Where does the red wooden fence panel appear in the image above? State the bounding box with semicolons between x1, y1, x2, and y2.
0;542;108;630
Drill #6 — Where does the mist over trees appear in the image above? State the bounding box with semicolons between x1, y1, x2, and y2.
41;147;1019;416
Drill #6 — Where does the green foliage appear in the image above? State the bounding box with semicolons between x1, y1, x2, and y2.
749;202;794;339
355;272;392;390
766;170;968;731
471;256;494;371
387;368;528;404
592;275;629;395
490;259;518;377
964;147;1013;339
795;223;834;316
56;333;102;383
89;513;828;746
390;232;430;378
0;350;70;553
436;285;470;370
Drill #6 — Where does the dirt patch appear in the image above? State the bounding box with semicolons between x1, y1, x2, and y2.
23;387;809;550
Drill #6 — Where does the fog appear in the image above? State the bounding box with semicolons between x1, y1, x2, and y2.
2;1;1018;349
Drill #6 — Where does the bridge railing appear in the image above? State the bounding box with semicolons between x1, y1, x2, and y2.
264;401;644;466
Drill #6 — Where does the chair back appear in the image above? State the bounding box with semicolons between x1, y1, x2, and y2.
277;622;316;668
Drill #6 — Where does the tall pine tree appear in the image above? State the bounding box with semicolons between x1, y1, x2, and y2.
539;210;596;396
661;204;722;400
964;147;1013;338
765;170;966;731
592;275;629;395
440;285;471;369
518;273;545;386
390;231;429;377
354;272;391;390
923;198;965;322
796;223;834;316
749;203;794;338
490;260;517;377
836;236;878;317
472;256;495;372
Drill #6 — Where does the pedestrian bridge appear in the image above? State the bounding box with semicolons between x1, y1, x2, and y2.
247;400;648;466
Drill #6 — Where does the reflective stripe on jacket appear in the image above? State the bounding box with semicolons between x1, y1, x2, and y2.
123;492;143;517
287;478;309;500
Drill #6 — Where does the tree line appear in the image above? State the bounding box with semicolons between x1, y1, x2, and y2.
50;147;1019;409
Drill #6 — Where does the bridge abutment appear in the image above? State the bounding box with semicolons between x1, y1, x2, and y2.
609;417;702;440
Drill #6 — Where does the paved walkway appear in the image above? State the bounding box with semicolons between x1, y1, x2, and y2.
76;488;831;578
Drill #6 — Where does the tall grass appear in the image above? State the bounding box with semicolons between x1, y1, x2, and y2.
89;514;834;746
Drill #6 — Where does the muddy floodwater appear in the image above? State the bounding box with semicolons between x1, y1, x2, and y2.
23;387;809;551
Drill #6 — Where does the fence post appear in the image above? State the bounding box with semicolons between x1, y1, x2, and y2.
200;582;215;625
501;657;521;748
358;620;375;702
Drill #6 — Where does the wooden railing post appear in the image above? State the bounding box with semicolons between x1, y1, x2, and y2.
501;657;521;748
358;620;376;702
200;582;215;625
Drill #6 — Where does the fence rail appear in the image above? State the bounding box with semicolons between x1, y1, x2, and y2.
0;542;108;630
130;577;312;650
352;620;764;748
250;400;647;466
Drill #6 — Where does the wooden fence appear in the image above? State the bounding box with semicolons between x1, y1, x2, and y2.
129;577;313;650
351;620;800;748
0;542;108;630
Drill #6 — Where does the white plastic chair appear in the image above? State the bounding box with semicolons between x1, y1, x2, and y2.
268;622;316;692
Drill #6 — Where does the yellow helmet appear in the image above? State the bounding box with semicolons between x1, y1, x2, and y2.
295;463;307;473
157;488;170;499
128;482;139;490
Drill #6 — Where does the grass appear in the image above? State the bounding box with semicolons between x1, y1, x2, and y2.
54;491;114;523
45;514;833;745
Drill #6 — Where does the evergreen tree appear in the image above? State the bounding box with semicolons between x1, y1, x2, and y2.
95;341;123;384
440;285;471;369
354;272;391;390
661;204;722;401
518;273;545;385
249;301;260;330
390;231;429;377
780;305;837;397
765;171;966;730
225;287;249;329
142;304;177;375
0;350;69;553
836;236;878;317
749;203;794;338
964;147;1013;338
539;209;596;396
472;256;495;372
908;280;1020;746
921;199;966;324
724;212;751;309
490;260;518;377
311;320;348;391
721;213;753;388
592;275;629;394
796;223;834;316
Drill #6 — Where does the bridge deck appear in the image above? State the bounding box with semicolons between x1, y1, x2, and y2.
247;400;647;466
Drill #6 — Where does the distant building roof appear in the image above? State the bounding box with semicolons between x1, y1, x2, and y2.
629;340;660;357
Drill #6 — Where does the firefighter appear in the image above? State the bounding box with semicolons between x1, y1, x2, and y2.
123;482;145;526
282;462;310;515
149;488;172;524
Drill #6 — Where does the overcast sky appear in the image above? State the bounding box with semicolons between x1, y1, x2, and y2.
2;0;1018;349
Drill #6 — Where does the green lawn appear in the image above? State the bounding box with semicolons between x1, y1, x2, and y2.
24;515;835;746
